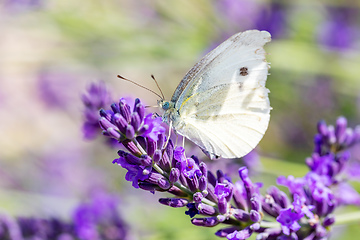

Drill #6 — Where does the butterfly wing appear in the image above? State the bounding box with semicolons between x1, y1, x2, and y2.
171;30;271;159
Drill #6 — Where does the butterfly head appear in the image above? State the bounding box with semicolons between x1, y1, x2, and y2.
157;99;179;124
157;100;174;111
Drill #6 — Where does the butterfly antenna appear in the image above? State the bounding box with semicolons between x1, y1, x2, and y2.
117;75;163;99
151;74;165;100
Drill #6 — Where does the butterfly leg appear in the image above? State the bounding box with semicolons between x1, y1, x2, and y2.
161;120;173;156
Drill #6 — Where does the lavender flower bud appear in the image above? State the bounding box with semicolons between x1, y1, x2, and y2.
314;134;323;154
140;155;152;166
117;150;141;165
206;183;218;203
267;186;290;208
218;197;227;215
323;215;335;227
251;195;261;211
191;155;200;165
113;113;127;133
343;128;354;146
165;140;174;164
99;109;112;121
353;126;360;143
232;209;250;222
193;192;203;203
251;223;260;231
137;124;149;136
199;162;208;178
123;141;142;156
134;98;145;120
138;182;162;192
207;171;217;187
119;98;131;122
157;133;165;150
167;186;188;197
159;198;188;208
153;150;161;164
147;172;170;190
335;116;347;144
199;175;207;193
99;117;116;132
262;194;282;218
215;227;239;237
196;203;217;216
233;182;247;210
216;170;226;183
125;125;135;139
169;168;180;183
159;151;171;172
250;210;262;222
130;112;141;131
191;217;219;227
186;175;199;192
106;128;121;139
110;102;120;114
327;125;336;144
317;120;328;136
146;137;156;157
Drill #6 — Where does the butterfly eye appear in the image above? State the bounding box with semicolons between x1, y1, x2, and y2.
162;101;170;110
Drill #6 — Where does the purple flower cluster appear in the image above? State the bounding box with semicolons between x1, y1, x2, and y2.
310;116;360;184
216;0;288;39
95;98;360;240
82;82;113;140
0;191;128;240
73;191;128;240
317;7;359;51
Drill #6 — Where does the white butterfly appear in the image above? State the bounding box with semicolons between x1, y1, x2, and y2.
159;30;271;159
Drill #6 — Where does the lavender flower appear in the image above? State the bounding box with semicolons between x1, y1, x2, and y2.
93;97;360;240
0;191;128;240
253;2;288;39
4;0;43;11
216;0;288;39
37;70;77;109
73;190;128;240
317;7;359;51
82;81;113;140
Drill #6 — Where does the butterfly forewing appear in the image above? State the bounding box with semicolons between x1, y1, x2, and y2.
169;30;271;159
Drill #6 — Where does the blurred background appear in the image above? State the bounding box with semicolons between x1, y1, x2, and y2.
0;0;360;239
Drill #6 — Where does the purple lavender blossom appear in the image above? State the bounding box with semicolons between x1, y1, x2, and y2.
317;7;359;51
216;1;288;39
37;70;79;109
277;208;302;235
216;0;259;30
82;81;113;140
4;0;43;11
0;191;128;240
73;190;128;240
93;96;360;240
99;98;165;143
254;2;288;39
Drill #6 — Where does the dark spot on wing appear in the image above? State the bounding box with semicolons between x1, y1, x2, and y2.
240;67;248;76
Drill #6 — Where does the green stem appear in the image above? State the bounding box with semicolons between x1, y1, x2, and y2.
334;211;360;225
259;220;281;229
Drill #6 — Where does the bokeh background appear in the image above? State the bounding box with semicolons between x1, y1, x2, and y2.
1;0;360;239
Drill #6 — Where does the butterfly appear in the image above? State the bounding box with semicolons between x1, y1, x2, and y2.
158;30;271;159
